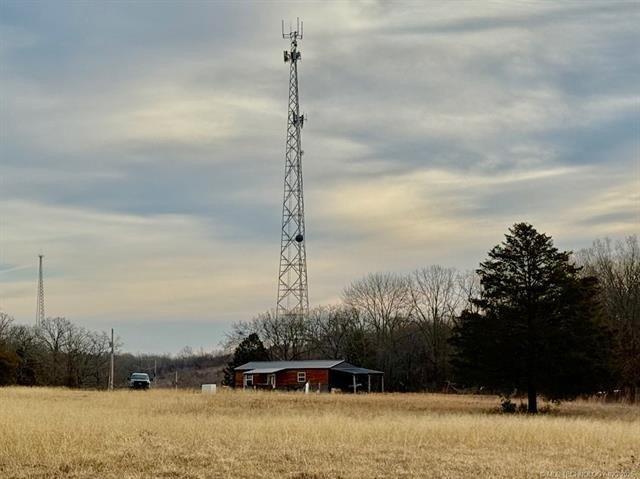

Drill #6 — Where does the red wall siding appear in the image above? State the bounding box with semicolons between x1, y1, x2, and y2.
236;368;330;389
277;369;329;388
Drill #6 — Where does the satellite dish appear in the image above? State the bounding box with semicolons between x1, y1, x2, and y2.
295;234;304;243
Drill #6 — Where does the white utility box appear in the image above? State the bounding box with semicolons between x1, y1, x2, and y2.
201;384;217;394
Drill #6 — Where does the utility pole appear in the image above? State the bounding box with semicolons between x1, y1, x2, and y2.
35;254;45;328
108;328;114;391
277;18;309;322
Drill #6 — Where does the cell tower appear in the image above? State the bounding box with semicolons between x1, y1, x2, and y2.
276;19;309;321
36;254;45;327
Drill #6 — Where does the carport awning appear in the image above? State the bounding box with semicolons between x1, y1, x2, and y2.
243;368;284;374
332;365;383;375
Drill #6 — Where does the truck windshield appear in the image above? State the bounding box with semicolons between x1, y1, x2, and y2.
131;374;149;380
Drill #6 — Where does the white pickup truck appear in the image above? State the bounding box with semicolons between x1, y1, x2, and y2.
128;372;151;390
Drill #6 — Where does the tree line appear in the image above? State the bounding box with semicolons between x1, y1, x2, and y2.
0;316;112;387
0;316;225;388
225;224;638;410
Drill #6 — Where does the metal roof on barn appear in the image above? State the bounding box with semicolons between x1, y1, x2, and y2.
235;360;383;375
235;360;345;371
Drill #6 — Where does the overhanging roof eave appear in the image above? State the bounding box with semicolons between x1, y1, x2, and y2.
332;367;384;375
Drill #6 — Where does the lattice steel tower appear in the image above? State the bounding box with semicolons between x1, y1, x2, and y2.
276;19;309;321
36;254;45;327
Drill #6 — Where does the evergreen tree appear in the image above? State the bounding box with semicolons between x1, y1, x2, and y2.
451;223;612;412
222;333;269;387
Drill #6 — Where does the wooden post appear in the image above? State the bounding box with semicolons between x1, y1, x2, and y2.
352;374;357;394
175;370;178;390
108;328;114;391
381;375;384;393
368;374;371;393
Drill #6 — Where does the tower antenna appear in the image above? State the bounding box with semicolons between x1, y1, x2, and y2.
36;254;45;327
276;18;309;322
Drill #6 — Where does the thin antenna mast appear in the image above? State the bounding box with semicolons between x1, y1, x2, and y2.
35;254;45;327
276;18;309;322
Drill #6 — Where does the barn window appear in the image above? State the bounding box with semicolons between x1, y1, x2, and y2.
297;371;306;383
245;374;253;386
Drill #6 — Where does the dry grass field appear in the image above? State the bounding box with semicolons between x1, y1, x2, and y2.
0;387;638;479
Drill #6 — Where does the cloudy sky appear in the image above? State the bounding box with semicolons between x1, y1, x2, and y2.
0;1;638;354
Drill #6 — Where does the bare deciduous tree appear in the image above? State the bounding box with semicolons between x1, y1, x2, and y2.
410;266;460;387
85;331;111;387
457;270;482;315
38;317;73;385
343;272;412;341
306;305;354;359
577;235;640;400
0;312;14;342
259;311;307;360
226;310;307;361
343;272;413;377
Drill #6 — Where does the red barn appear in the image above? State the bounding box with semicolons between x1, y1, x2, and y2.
234;360;384;393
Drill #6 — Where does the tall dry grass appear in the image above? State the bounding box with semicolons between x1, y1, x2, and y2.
0;387;637;478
